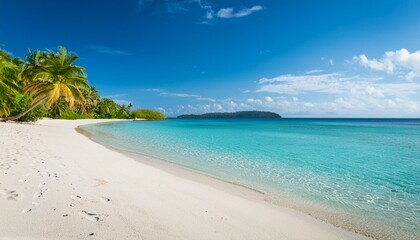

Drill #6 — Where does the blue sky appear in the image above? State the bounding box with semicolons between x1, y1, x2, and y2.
1;0;420;117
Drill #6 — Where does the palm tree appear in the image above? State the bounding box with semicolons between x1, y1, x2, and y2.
0;50;21;117
79;86;100;115
117;103;132;119
95;98;119;118
1;47;89;121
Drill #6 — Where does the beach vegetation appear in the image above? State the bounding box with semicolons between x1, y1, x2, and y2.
95;98;120;119
0;46;165;122
58;111;92;120
9;93;49;122
0;49;21;117
131;109;166;120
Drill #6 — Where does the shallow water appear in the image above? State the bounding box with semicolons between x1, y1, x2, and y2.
81;118;420;239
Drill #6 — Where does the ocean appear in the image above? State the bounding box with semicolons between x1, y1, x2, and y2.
80;118;420;240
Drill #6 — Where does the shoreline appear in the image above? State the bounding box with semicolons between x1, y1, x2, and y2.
1;119;371;240
76;126;268;197
78;120;415;240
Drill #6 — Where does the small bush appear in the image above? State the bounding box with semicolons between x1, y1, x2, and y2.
58;111;91;120
131;109;165;120
9;93;49;122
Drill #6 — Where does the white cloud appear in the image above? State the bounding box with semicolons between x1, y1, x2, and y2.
160;92;201;98
159;49;420;117
259;73;342;84
321;57;334;66
205;11;214;19
168;3;188;12
364;86;384;98
196;97;216;102
144;88;166;92
228;101;238;107
155;89;217;102
256;72;420;99
194;0;214;19
165;89;420;117
214;104;223;110
155;107;166;113
138;0;262;22
354;48;420;80
305;69;323;74
258;73;351;94
244;94;418;117
86;45;130;56
265;96;273;102
246;67;420;117
235;6;263;17
217;5;263;19
356;54;392;72
247;98;263;104
217;8;234;18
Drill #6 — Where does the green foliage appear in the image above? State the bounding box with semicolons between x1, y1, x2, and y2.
0;49;21;117
131;109;165;120
9;93;48;122
22;46;89;108
1;46;138;121
95;98;119;118
58;111;92;120
48;96;71;118
116;103;132;119
80;86;101;114
94;99;133;119
23;104;49;122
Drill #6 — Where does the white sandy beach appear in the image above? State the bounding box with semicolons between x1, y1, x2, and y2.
0;119;371;240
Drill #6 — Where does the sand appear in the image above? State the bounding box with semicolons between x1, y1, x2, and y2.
0;119;371;240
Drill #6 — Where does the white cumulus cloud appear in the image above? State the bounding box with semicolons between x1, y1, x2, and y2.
257;73;352;94
217;5;263;18
354;48;420;80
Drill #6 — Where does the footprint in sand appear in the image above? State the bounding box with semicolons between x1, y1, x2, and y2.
12;158;18;165
18;173;31;183
0;162;12;171
70;194;82;201
99;196;111;202
31;159;45;165
0;188;20;200
94;178;108;186
37;171;60;180
33;183;48;198
22;208;32;214
80;210;100;222
90;196;111;203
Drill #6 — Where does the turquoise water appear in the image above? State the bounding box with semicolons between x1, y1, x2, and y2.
81;119;420;239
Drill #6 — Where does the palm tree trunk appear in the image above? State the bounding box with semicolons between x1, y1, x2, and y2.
0;96;48;122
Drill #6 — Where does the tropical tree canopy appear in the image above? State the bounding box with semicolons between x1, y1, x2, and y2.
22;46;89;109
0;50;21;117
0;46;165;121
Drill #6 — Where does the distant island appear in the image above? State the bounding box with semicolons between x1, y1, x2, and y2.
177;111;282;119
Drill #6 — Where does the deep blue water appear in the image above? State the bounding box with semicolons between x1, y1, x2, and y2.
81;118;420;239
